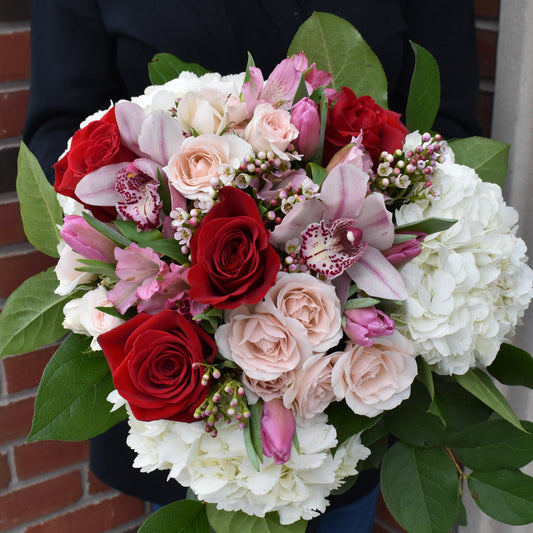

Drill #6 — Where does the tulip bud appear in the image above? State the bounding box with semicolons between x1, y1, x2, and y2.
344;307;395;347
291;97;320;160
261;399;295;465
60;215;116;263
383;233;425;267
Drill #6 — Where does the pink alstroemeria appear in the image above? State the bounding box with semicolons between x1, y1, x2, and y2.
107;243;167;314
115;159;162;231
242;53;332;115
261;399;296;465
60;215;116;263
291;97;321;160
325;134;374;175
344;306;395;347
271;164;407;301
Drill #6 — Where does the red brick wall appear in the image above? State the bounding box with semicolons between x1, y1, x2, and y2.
0;1;500;532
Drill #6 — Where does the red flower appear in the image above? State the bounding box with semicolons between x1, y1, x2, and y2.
188;186;280;309
324;87;408;165
53;107;136;221
99;309;217;422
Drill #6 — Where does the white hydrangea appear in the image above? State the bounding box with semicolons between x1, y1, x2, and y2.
108;393;369;525
395;139;533;374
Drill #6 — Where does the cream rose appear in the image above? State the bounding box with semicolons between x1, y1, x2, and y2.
242;372;294;404
283;354;336;419
63;286;125;351
165;133;253;200
331;331;417;417
243;103;298;159
265;272;343;354
215;300;313;381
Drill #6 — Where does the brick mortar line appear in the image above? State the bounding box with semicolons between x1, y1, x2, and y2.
0;22;30;34
0;136;22;150
0;80;30;92
0;241;37;257
475;17;500;32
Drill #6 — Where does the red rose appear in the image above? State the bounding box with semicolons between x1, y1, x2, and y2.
99;309;217;422
188;186;280;309
324;87;408;165
53;107;136;221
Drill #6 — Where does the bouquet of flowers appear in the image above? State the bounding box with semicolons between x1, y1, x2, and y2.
2;12;533;533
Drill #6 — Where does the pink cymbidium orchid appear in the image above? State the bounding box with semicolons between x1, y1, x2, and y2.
271;164;407;301
261;399;296;465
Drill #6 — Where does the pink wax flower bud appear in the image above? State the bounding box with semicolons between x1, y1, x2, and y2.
60;215;116;263
383;233;426;267
261;399;295;465
344;307;395;347
291;97;320;160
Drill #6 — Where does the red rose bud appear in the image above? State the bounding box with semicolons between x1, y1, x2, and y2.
291;97;321;160
188;186;280;309
324;87;408;166
53;107;136;221
99;309;218;422
60;215;116;263
344;307;395;347
261;399;295;465
383;233;426;267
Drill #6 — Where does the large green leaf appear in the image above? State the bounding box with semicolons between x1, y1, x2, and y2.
383;380;446;447
455;369;524;431
487;343;533;389
149;52;210;85
405;42;440;133
0;268;71;357
16;142;62;257
395;217;457;235
206;506;306;533
27;333;126;441
288;12;388;107
447;137;510;186
447;420;533;472
139;500;209;533
468;470;533;525
380;442;460;533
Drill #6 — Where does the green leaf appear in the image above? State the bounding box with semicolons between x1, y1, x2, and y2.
149;52;210;85
148;239;189;263
487;343;533;389
405;42;440;133
82;212;131;248
344;297;380;310
393;233;418;244
447;420;533;472
468;470;533;525
27;334;126;441
311;90;328;165
157;168;172;215
325;401;381;448
206;505;307;533
0;268;72;357
139;500;209;533
305;161;327;186
383;380;446;447
76;259;117;278
243;52;255;84
455;498;468;526
248;402;264;463
417;357;434;400
243;420;260;472
455;369;524;432
395;217;457;235
113;219;163;244
16;142;62;257
288;12;388;107
292;71;310;106
447;137;510;186
381;442;460;533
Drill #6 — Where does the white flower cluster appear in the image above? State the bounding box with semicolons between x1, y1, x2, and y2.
395;134;533;374
108;392;369;525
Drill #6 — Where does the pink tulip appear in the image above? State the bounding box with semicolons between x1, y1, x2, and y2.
261;399;295;465
291;97;321;160
344;306;395;347
60;215;116;263
383;233;425;266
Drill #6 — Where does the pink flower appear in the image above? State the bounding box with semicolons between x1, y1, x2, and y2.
344;307;395;347
383;233;425;266
291;97;321;160
325;134;373;175
60;215;116;263
261;399;296;465
331;331;417;417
